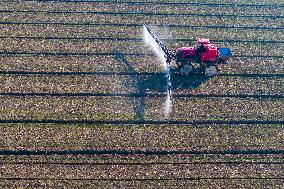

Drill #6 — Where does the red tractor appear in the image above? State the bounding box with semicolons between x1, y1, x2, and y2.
144;26;233;77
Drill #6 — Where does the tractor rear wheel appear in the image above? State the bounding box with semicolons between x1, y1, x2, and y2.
180;64;193;76
204;65;218;77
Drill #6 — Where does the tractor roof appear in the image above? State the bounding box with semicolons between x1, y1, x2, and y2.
196;38;210;44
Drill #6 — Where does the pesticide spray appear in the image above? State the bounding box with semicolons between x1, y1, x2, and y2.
143;26;172;118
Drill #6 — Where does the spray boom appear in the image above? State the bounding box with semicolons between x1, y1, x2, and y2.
144;25;176;64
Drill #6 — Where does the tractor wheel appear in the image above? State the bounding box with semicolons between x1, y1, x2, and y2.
204;65;218;77
180;64;193;76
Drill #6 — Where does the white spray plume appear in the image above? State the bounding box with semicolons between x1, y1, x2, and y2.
142;25;172;118
143;26;166;66
164;90;172;118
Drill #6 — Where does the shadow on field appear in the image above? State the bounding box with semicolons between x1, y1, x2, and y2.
113;51;208;120
171;74;209;90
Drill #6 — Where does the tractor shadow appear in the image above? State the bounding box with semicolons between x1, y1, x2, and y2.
171;73;209;90
113;51;209;120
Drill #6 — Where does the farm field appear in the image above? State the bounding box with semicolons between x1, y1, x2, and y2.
0;0;284;188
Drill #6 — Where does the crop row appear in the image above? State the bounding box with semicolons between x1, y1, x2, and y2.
133;0;284;4
1;13;284;28
1;25;284;41
1;2;284;16
0;163;283;179
0;75;284;95
0;96;283;120
0;55;158;73
1;153;283;165
1;179;283;189
0;96;135;120
0;123;282;151
0;39;283;57
219;57;284;74
0;179;283;189
0;75;141;94
145;97;284;120
0;56;283;74
1;153;283;164
0;55;140;72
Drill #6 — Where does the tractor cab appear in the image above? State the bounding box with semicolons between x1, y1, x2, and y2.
195;38;218;62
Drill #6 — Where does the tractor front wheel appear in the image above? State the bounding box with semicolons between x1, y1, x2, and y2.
180;64;193;76
203;65;218;77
